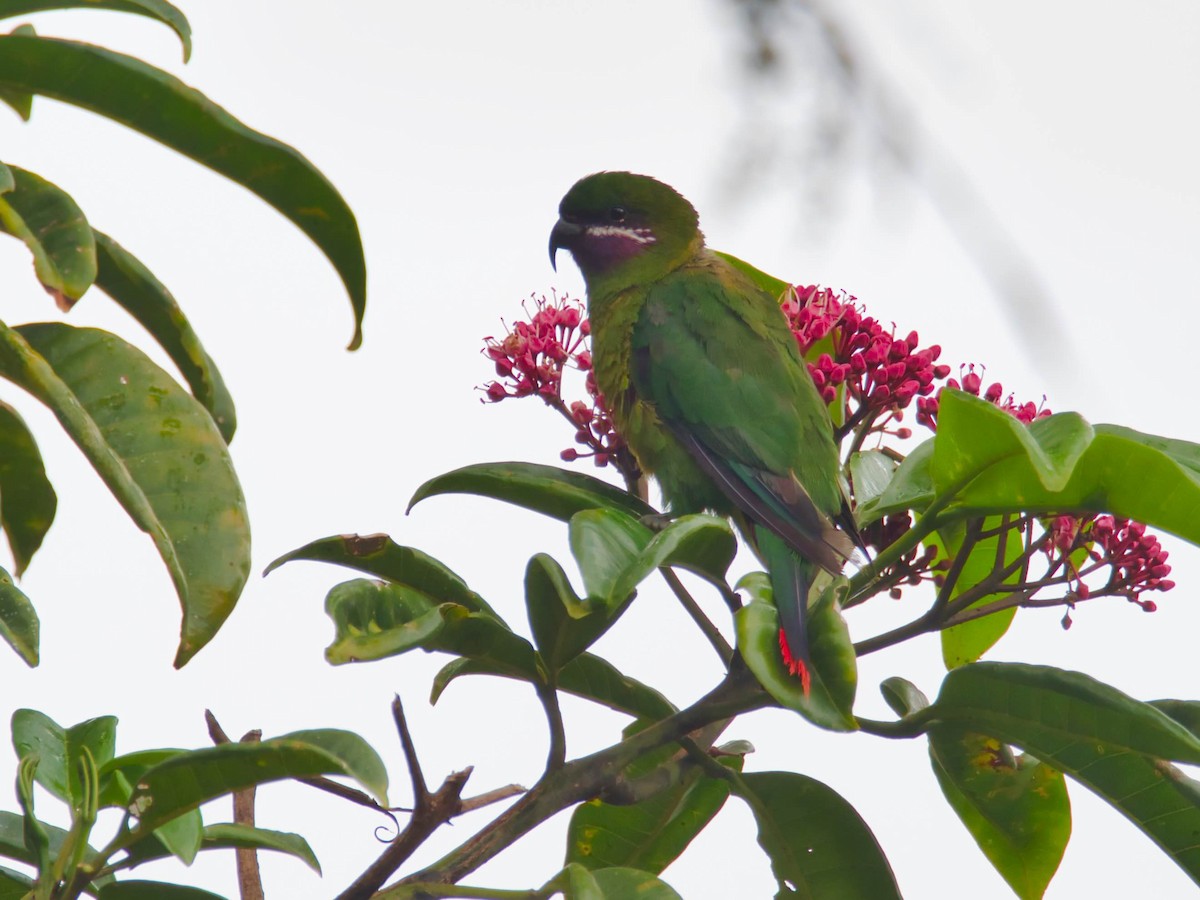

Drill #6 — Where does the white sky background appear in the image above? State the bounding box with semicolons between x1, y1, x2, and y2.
1;1;1199;897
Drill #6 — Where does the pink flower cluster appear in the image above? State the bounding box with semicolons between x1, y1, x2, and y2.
483;293;630;471
916;366;1051;431
783;285;950;437
1046;514;1174;614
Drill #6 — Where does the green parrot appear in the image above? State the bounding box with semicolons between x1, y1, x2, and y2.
549;171;855;693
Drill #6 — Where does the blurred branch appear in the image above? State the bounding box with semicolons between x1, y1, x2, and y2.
721;0;1074;371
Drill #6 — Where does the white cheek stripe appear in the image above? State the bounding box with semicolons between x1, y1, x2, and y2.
585;225;657;245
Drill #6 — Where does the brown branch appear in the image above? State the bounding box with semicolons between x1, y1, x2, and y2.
204;711;264;900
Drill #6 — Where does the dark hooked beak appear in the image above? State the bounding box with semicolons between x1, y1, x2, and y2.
549;218;582;271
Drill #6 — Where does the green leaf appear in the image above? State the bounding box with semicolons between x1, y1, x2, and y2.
11;710;115;806
929;727;1069;900
95;747;203;863
0;866;32;897
879;676;929;717
933;662;1200;885
738;771;901;899
0;400;55;575
0;811;114;888
0;564;37;665
128;808;203;866
608;514;737;603
0;164;95;306
98;882;228;900
432;652;676;721
554;863;683;900
0;1;193;61
93;231;235;441
267;533;498;618
848;450;897;509
322;579;536;673
0;25;32;121
0;161;11;191
933;517;1024;668
0;35;365;347
274;729;388;807
566;754;739;874
735;585;857;732
525;553;609;673
0;323;250;665
127;738;383;835
408;461;654;521
1151;700;1200;737
200;823;320;874
569;509;652;606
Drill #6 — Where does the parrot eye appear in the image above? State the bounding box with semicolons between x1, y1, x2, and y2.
608;206;627;224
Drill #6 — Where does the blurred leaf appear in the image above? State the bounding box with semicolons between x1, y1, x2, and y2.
1152;700;1200;737
0;323;250;665
0;811;114;888
526;552;609;673
0;1;193;61
0;161;11;191
739;771;900;899
0;35;365;347
879;676;929;717
274;729;388;807
0;164;95;307
432;652;676;721
566;753;740;873
409;461;654;522
98;882;228;899
0;866;32;898
609;514;737;602
569;508;651;606
735;584;857;732
848;450;896;509
934;662;1200;884
0;565;36;664
127;738;384;836
930;728;1069;899
268;533;498;618
323;579;536;674
858;440;933;524
93;231;235;441
0;400;55;575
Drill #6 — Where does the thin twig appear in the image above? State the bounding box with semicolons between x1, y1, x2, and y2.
659;568;734;665
393;694;429;805
459;784;526;815
535;683;567;772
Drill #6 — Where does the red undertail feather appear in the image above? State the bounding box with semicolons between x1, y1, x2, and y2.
778;629;812;696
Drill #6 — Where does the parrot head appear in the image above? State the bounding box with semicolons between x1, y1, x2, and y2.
550;172;703;288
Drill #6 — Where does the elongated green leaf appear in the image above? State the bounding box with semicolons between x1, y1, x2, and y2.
323;579;536;672
567;754;739;874
933;662;1200;884
275;729;387;807
735;584;857;732
93;231;235;441
879;676;929;717
0;35;365;347
0;565;36;664
569;509;652;606
127;738;381;835
713;251;790;300
0;400;55;575
97;747;202;864
267;533;498;618
432;652;676;721
0;866;32;898
0;1;192;61
609;514;736;603
858;439;933;524
0;161;11;191
98;882;227;899
738;771;901;899
409;461;654;521
1152;700;1200;737
929;728;1069;900
0;323;250;665
0;24;32;121
849;450;896;509
201;824;319;873
0;164;95;306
